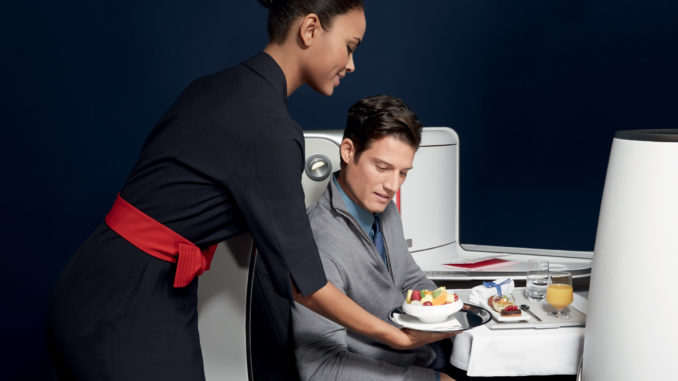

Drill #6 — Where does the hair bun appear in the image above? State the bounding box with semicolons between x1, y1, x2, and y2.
258;0;274;8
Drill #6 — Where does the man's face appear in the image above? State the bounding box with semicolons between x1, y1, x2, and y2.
338;136;415;214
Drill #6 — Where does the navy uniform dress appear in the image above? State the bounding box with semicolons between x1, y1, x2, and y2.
48;52;327;381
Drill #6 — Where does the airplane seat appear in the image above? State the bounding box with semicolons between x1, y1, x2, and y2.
197;234;255;380
300;131;343;207
196;128;464;380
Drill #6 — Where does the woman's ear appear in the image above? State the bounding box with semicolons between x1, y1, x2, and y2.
298;13;321;48
340;138;355;166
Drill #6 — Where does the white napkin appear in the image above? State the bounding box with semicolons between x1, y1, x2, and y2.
469;277;514;305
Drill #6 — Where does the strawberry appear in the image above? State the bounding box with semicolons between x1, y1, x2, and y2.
411;289;421;301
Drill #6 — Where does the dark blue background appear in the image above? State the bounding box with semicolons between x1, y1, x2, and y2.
3;1;677;379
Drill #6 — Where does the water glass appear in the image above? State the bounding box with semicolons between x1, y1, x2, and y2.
525;259;549;301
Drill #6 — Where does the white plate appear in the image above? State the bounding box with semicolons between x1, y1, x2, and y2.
390;310;464;332
389;304;493;333
482;296;531;322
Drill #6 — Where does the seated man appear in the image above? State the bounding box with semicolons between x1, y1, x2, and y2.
293;95;455;381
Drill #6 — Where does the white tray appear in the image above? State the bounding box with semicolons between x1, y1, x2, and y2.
458;288;587;330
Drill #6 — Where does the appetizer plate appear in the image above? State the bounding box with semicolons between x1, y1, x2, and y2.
389;303;492;333
482;298;531;322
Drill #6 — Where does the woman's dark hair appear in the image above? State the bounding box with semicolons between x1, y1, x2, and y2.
342;95;422;167
259;0;363;43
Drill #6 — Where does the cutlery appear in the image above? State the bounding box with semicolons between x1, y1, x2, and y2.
520;304;542;321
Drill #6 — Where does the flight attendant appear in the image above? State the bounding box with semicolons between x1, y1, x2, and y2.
48;1;454;380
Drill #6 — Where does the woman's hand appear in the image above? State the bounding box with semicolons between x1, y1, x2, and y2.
294;280;461;350
386;328;460;350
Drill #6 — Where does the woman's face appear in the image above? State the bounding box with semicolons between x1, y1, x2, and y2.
305;8;366;96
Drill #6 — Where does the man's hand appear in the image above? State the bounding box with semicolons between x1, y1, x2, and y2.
440;373;456;381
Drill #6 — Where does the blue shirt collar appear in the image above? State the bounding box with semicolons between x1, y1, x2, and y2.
332;173;376;237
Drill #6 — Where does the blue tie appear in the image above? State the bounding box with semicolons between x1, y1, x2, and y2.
372;214;388;267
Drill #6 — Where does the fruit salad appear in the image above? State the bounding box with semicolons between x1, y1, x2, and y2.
405;286;458;306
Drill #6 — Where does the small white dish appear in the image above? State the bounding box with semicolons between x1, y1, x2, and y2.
482;296;531;322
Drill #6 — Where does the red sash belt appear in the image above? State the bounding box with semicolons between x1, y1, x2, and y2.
104;194;217;288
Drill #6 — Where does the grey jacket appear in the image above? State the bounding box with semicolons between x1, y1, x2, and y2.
293;178;438;381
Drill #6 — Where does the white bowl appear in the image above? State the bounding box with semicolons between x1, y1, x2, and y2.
401;299;464;324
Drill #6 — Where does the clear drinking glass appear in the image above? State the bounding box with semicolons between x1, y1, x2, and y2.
525;259;549;301
546;272;573;319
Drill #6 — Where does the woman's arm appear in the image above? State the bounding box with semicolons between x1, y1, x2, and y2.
293;280;457;350
293;294;438;381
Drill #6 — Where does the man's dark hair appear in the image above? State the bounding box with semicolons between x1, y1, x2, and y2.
342;95;422;167
259;0;363;44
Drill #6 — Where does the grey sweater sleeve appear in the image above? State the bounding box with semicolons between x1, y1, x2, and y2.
400;250;438;293
387;208;437;293
292;254;436;381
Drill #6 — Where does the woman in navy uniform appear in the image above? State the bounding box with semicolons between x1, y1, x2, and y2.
48;1;453;380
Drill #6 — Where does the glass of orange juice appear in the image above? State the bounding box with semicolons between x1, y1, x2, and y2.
546;272;573;319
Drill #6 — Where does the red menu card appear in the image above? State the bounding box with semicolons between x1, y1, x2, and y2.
444;258;510;269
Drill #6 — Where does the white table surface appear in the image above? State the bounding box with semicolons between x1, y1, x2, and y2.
449;289;588;377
